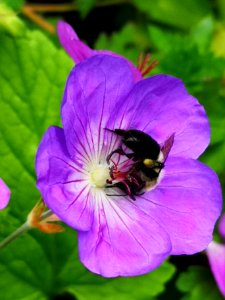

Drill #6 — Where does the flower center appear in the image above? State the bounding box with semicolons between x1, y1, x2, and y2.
87;129;174;200
89;164;109;188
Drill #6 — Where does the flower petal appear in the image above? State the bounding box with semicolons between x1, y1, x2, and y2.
57;21;92;63
138;157;222;254
0;178;10;209
35;126;94;231
206;241;225;297
57;21;142;81
117;75;210;159
218;214;225;241
78;195;171;277
61;55;135;161
92;50;142;82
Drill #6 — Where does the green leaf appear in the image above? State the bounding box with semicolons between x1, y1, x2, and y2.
148;16;214;54
148;24;225;91
0;3;25;36
212;23;225;57
176;266;224;300
1;0;25;11
0;28;72;220
217;0;225;21
190;16;214;54
0;223;81;300
0;22;73;300
0;19;175;300
196;81;225;175
132;0;211;30
60;260;175;300
0;227;175;300
75;0;96;18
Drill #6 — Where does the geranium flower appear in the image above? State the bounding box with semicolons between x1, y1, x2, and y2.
35;55;222;277
0;178;10;210
206;214;225;297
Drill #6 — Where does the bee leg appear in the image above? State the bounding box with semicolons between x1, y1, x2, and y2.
106;148;131;164
105;181;136;200
107;148;136;164
125;152;136;160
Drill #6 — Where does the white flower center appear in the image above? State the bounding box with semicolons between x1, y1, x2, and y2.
89;164;109;188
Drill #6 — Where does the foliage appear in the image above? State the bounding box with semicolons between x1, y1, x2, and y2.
131;0;211;30
0;0;224;299
176;266;224;300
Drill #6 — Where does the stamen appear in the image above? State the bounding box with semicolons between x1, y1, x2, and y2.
105;150;146;199
137;52;158;77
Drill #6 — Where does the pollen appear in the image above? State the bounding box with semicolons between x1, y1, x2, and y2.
89;164;109;188
143;158;154;167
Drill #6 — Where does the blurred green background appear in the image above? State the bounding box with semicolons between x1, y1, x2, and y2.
0;0;224;299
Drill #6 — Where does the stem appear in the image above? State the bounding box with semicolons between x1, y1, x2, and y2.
40;210;53;221
0;209;55;250
22;3;75;13
21;6;55;34
0;221;30;250
21;0;131;33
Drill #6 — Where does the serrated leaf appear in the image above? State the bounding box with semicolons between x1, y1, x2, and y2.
176;266;224;300
0;28;72;219
0;18;175;300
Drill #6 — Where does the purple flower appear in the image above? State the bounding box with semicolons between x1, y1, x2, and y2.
35;55;222;277
57;21;142;81
206;214;225;297
0;178;10;210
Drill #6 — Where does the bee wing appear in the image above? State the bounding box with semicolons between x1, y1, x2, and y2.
161;133;175;161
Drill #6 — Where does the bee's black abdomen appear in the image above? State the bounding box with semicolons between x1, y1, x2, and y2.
114;129;160;160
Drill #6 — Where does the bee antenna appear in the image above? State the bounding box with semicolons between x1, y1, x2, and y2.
104;128;115;133
104;128;126;136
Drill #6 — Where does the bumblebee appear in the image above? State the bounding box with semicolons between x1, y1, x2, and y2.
105;128;174;199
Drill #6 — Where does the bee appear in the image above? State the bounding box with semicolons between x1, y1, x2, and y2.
105;129;174;199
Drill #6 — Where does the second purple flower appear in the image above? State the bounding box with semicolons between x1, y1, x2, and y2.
35;55;222;277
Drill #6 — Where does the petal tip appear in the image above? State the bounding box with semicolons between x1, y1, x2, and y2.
0;178;10;210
